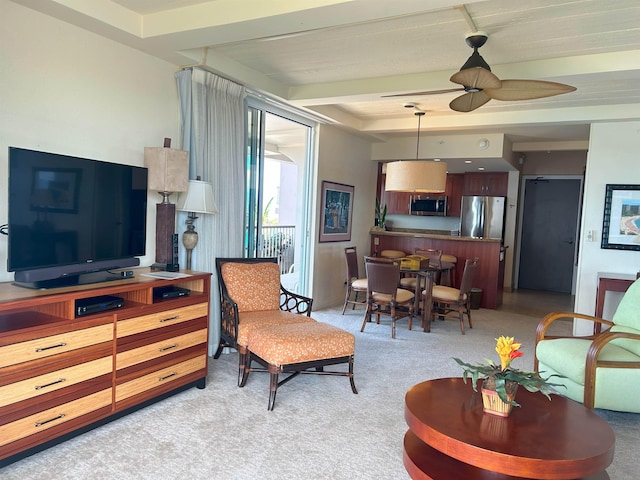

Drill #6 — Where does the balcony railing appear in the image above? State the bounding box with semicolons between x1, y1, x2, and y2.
259;225;295;274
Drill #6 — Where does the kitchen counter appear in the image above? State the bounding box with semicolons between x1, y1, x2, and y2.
372;228;501;243
370;229;505;309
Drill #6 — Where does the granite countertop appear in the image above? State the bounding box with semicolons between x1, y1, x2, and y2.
370;228;501;243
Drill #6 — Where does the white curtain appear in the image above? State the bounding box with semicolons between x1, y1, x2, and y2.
175;68;246;356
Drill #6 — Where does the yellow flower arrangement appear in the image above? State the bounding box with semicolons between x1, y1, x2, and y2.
454;336;564;406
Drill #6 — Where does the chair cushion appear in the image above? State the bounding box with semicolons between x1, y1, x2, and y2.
237;310;315;347
221;262;281;312
432;285;466;302
536;337;640;385
372;288;414;304
609;325;640;357
379;250;405;259
247;322;355;366
441;254;457;264
351;278;368;290
612;278;640;329
399;277;426;289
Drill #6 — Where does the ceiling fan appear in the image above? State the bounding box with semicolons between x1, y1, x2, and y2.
386;31;576;112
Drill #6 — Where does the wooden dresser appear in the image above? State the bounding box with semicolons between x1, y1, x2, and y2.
0;269;211;467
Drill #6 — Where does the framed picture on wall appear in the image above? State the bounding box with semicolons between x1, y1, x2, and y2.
601;184;640;251
319;181;354;242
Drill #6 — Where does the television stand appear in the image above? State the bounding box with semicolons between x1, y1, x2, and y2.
12;270;128;290
0;268;211;467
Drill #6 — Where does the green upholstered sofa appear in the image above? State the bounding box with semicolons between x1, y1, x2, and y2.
535;278;640;412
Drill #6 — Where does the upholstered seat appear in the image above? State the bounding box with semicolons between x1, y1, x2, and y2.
215;258;314;385
362;256;414;339
535;278;640;412
379;249;406;259
243;322;357;410
425;257;479;334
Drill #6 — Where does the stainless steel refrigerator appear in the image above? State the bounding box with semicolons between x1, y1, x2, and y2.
459;196;505;239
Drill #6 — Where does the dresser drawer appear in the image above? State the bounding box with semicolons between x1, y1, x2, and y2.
117;303;208;338
0;356;113;408
0;389;112;447
0;323;113;369
116;329;207;370
115;356;206;403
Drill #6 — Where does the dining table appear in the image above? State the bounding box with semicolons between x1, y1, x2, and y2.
400;260;454;332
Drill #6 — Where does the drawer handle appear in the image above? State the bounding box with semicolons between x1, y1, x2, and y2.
35;342;67;352
159;343;178;352
35;414;65;427
35;378;66;390
158;372;177;382
160;315;179;323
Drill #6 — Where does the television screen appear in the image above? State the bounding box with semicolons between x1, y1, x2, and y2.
8;147;147;286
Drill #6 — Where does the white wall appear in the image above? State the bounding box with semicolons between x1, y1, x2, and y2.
312;125;376;309
0;1;181;282
574;121;640;334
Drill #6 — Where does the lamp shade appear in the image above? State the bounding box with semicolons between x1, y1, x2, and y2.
385;161;447;193
177;179;218;215
144;147;189;193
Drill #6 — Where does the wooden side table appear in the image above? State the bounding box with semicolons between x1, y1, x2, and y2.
404;378;614;479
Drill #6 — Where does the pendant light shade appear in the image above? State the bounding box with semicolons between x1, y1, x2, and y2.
385;108;447;193
385;161;447;193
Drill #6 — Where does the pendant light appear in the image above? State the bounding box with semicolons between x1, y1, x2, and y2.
385;109;447;193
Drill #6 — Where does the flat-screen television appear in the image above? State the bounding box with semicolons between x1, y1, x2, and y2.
8;147;148;289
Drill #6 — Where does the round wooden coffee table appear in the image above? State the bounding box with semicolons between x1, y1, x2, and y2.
404;378;615;479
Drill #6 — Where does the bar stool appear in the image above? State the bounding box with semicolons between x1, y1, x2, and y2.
380;249;406;259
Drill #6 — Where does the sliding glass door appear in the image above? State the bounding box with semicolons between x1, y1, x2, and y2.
245;101;314;295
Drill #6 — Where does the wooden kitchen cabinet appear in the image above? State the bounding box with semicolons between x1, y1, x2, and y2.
444;173;464;217
462;172;508;196
378;173;411;214
0;269;211;467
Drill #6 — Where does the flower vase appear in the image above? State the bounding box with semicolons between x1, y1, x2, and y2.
481;379;518;417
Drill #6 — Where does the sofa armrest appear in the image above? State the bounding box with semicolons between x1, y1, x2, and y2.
280;285;313;316
535;311;614;343
583;330;640;408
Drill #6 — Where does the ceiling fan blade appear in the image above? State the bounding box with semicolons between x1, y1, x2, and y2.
449;91;491;112
484;80;576;101
450;67;501;90
382;88;464;98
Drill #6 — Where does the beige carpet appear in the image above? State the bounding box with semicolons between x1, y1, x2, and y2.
2;304;637;479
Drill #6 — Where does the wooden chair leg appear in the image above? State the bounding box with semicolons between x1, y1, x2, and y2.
267;365;280;411
341;287;351;314
458;306;465;335
238;347;248;386
348;355;358;394
361;303;372;332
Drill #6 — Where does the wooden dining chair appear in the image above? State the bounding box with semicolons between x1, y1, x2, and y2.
361;256;414;339
426;257;479;334
342;246;368;314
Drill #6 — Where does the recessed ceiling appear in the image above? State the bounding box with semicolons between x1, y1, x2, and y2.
17;0;640;163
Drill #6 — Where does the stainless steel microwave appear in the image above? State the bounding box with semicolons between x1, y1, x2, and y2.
409;195;447;216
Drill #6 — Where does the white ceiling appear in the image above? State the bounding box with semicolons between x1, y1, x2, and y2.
16;0;640;167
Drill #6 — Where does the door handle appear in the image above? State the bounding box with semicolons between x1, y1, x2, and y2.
563;240;574;245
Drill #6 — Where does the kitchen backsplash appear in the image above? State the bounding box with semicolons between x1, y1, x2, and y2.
385;214;461;233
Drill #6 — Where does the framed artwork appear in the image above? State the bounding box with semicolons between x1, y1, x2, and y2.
601;184;640;251
319;181;354;242
30;168;81;213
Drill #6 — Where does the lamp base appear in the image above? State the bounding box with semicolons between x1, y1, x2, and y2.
151;262;180;272
155;203;176;265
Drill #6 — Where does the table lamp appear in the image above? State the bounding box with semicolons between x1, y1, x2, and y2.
176;178;217;270
144;140;189;270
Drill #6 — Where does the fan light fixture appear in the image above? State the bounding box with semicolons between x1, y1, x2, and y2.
385;109;447;193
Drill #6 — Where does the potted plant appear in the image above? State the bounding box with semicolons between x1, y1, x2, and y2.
453;336;564;416
375;197;387;230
